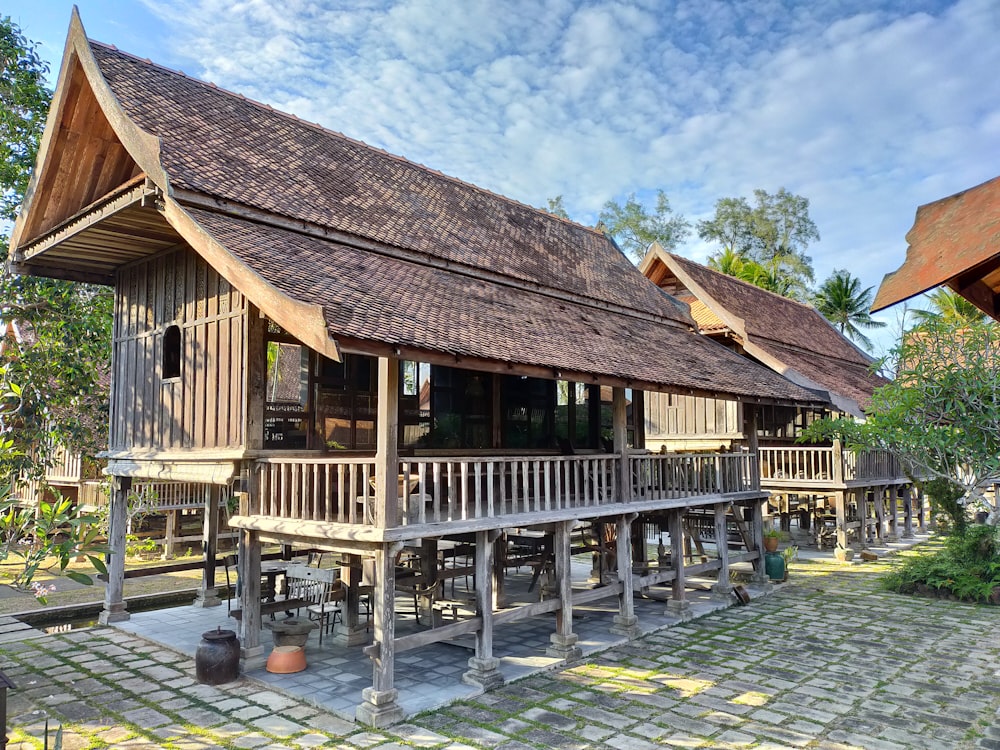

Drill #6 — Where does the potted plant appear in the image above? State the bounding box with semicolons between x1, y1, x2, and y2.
763;528;781;553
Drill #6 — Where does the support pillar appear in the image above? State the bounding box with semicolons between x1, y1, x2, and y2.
100;476;131;624
668;508;692;617
887;485;899;542
611;514;640;638
546;521;582;660
193;484;222;608
464;529;504;689
916;485;927;532
237;468;264;666
857;489;871;548
873;486;886;544
834;491;848;549
748;498;769;586
335;554;371;646
356;542;404;727
711;501;733;600
903;485;915;538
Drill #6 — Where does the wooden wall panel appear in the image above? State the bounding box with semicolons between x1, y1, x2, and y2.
110;246;249;453
644;392;743;441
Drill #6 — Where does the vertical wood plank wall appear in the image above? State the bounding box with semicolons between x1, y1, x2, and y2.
644;392;742;444
111;247;248;452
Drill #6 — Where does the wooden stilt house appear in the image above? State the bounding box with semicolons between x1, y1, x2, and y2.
9;12;826;725
640;246;922;549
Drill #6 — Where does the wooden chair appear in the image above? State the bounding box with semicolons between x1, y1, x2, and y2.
284;564;340;644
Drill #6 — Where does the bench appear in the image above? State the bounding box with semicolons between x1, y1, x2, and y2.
228;597;310;622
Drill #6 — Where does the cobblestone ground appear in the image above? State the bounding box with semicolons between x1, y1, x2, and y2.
2;549;999;749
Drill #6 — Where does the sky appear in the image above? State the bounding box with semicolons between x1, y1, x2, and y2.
10;0;1000;357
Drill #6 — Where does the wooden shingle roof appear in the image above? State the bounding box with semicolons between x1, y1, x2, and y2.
8;12;825;406
641;247;886;415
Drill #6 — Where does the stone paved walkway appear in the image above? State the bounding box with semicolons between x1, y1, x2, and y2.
2;546;999;749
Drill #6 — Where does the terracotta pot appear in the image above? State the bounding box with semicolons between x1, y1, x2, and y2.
266;645;307;674
763;536;780;553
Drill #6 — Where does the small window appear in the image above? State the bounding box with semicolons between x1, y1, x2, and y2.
163;325;181;380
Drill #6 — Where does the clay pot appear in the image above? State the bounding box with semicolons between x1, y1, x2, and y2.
763;536;780;553
196;628;240;685
266;645;307;674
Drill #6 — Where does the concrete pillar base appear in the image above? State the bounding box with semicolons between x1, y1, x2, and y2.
609;614;640;639
98;604;130;624
546;633;582;661
191;588;222;608
462;656;505;690
333;623;371;647
667;599;692;620
711;582;734;601
356;688;405;728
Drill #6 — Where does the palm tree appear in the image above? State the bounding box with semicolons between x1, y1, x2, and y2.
910;288;987;327
814;269;886;350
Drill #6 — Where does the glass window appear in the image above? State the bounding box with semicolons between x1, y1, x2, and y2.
501;375;554;449
264;342;309;449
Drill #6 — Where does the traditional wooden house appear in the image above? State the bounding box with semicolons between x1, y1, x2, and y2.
639;246;920;548
9;13;826;725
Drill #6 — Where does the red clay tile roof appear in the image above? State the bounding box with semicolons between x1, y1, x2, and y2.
873;175;1000;315
651;253;887;412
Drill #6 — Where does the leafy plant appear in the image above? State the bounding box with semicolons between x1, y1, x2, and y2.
0;494;109;592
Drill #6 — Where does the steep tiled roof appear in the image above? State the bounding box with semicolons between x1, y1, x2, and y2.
90;44;689;325
647;252;887;413
192;208;821;401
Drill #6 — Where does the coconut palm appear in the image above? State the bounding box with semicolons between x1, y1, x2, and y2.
814;269;886;350
910;288;987;327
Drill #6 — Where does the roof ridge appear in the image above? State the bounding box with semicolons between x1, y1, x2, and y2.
88;39;607;242
669;251;820;311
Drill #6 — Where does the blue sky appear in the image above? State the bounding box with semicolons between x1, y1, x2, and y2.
11;0;1000;356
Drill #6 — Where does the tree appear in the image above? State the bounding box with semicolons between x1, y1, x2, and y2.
910;287;987;327
0;17;113;479
0;16;50;221
597;190;690;262
545;195;570;219
814;269;887;351
802;317;1000;525
698;188;818;300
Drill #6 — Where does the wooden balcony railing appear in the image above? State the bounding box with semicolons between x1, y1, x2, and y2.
253;451;759;529
760;445;906;486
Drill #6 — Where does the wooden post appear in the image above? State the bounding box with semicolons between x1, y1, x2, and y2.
375;357;399;529
237;465;263;663
245;307;266;451
916;485;927;532
193;484;221;608
887;484;899;541
613;387;632;503
163;509;177;559
832;439;845;485
99;475;131;624
711;501;733;600
545;520;581;660
667;508;692;616
335;554;371;646
832;490;847;548
857;489;870;548
873;486;886;544
903;484;915;538
748;498;769;585
463;529;504;689
611;513;640;637
356;542;404;727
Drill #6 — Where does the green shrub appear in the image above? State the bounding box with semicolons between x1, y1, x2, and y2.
882;524;1000;604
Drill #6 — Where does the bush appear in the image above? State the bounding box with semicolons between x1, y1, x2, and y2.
882;524;1000;604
